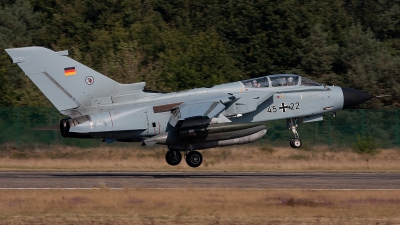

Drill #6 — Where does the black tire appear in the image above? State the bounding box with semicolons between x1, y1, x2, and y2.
290;138;295;148
291;138;302;148
185;151;203;168
165;150;182;166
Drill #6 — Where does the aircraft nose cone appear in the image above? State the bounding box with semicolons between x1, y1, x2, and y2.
341;87;375;109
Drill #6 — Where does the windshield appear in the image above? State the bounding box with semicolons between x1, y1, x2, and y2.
301;77;323;86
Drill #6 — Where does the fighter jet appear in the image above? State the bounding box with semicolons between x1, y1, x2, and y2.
5;47;375;167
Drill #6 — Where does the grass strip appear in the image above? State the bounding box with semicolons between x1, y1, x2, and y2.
0;189;400;224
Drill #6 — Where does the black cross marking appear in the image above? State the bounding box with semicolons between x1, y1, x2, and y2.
279;103;289;112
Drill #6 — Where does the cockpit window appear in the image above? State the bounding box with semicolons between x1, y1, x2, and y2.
301;77;323;86
239;74;324;88
241;77;269;88
269;74;299;87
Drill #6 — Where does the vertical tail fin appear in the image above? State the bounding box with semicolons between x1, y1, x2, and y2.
5;47;120;111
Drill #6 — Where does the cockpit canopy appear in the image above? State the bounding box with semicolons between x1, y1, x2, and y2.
240;74;323;88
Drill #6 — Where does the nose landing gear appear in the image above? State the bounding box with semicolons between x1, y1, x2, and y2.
288;118;302;148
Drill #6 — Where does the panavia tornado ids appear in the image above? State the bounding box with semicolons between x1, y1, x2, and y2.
5;47;375;167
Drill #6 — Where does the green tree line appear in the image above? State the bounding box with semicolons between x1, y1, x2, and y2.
1;0;400;108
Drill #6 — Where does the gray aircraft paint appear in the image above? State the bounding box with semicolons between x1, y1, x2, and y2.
5;47;375;158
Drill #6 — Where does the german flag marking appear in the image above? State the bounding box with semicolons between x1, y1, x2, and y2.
64;67;76;76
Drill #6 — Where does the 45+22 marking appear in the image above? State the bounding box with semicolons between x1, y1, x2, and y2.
267;102;300;113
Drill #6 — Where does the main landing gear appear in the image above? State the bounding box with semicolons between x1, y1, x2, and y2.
288;118;302;148
165;145;203;167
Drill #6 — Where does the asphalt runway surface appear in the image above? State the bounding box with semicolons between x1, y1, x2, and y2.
0;172;400;189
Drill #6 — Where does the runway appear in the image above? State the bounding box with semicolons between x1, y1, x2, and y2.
0;172;400;189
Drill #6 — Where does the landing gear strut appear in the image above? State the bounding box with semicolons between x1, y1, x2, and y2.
165;150;182;166
288;118;302;148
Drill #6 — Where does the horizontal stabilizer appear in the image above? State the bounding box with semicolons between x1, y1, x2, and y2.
143;133;166;146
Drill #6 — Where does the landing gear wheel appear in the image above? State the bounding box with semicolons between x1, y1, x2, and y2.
165;150;182;166
185;151;203;168
288;118;302;148
290;138;295;147
290;138;302;148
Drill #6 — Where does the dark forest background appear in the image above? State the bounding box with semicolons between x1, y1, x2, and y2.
1;0;400;109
